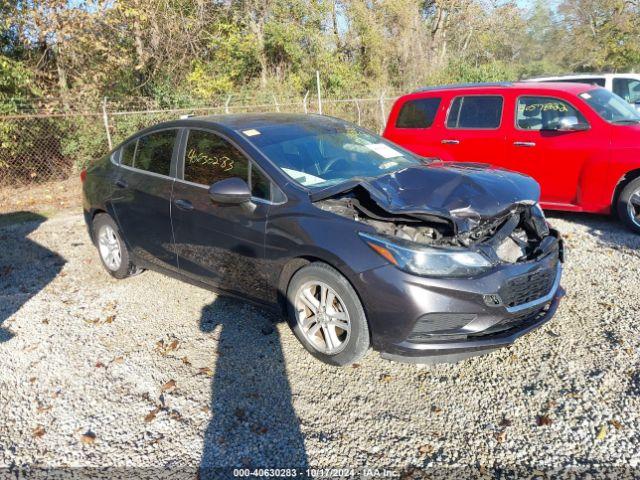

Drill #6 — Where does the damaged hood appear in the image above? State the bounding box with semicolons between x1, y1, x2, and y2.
310;162;541;233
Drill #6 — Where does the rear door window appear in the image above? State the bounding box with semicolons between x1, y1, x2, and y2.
121;140;137;167
446;95;503;129
184;129;273;201
395;98;441;128
516;96;588;131
134;130;176;176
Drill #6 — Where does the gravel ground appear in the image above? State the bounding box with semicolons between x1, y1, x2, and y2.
0;209;638;477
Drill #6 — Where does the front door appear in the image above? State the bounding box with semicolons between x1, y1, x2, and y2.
111;128;179;271
506;95;597;205
439;94;507;164
171;128;275;303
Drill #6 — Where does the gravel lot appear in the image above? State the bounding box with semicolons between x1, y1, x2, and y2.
0;209;639;476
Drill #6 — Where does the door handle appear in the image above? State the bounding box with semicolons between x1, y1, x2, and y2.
513;141;536;147
173;199;194;211
114;179;128;189
441;139;460;145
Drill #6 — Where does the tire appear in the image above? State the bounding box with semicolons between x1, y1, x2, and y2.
617;177;640;234
92;213;142;279
286;262;370;366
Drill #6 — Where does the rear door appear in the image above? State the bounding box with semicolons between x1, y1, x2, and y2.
111;128;180;271
505;95;597;205
439;94;507;164
171;128;280;303
383;95;445;157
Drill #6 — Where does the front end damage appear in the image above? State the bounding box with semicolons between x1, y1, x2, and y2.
313;163;565;363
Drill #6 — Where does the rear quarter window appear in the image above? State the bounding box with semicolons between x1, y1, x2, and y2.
395;98;441;128
446;95;503;129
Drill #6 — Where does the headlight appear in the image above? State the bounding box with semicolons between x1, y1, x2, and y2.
359;232;492;277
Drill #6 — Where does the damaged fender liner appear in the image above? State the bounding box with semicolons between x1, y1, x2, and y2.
312;163;558;263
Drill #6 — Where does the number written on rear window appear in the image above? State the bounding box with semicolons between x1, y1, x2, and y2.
395;98;441;128
184;130;272;200
446;96;503;129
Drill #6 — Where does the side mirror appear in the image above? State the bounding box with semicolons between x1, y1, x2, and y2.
208;177;252;205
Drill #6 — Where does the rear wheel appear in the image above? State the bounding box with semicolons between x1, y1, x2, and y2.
286;262;370;366
92;213;142;279
617;177;640;234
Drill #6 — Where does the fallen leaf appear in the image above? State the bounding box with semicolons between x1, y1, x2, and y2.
235;408;246;421
80;431;96;444
36;405;52;414
169;410;182;421
201;406;210;413
161;379;176;392
351;363;360;369
536;415;553;426
197;367;213;377
112;356;124;364
95;361;105;368
596;425;607;441
29;377;37;383
495;431;507;443
431;405;442;414
418;444;433;454
252;425;268;435
610;419;622;430
144;407;160;423
168;339;179;351
104;315;115;324
379;374;392;382
32;426;46;438
181;357;191;366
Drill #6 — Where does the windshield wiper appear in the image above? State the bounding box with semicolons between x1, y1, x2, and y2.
612;119;640;124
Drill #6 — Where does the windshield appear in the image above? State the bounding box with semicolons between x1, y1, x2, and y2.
579;88;640;124
239;120;422;188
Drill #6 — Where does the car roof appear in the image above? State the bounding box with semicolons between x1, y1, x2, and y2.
408;81;597;96
183;113;342;130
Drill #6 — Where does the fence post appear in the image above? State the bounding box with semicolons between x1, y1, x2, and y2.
272;94;280;112
378;91;386;134
102;97;113;151
316;70;322;115
354;99;361;126
225;95;232;114
302;91;309;114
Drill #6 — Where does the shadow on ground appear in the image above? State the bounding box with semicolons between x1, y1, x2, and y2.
0;212;65;342
198;296;308;476
546;211;640;250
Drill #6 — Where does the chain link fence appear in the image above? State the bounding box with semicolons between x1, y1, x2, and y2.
0;93;399;186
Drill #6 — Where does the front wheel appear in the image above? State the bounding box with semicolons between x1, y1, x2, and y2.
617;177;640;234
286;262;370;366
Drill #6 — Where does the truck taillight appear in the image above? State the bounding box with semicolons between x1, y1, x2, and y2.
80;168;87;183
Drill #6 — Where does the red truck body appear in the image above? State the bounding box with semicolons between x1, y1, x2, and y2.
383;82;640;215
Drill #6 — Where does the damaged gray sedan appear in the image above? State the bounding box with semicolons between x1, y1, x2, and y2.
83;113;564;366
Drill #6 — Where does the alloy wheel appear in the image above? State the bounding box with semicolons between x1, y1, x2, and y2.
628;188;640;229
295;281;351;355
98;224;122;271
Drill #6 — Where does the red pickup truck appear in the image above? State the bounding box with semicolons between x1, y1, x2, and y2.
383;82;640;233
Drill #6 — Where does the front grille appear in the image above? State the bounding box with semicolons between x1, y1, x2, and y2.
500;267;556;308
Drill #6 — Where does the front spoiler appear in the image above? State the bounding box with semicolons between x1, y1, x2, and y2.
380;286;565;364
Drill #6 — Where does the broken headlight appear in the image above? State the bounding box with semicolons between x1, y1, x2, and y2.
359;232;492;277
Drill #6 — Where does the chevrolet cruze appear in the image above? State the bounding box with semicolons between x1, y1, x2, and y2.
82;114;564;366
